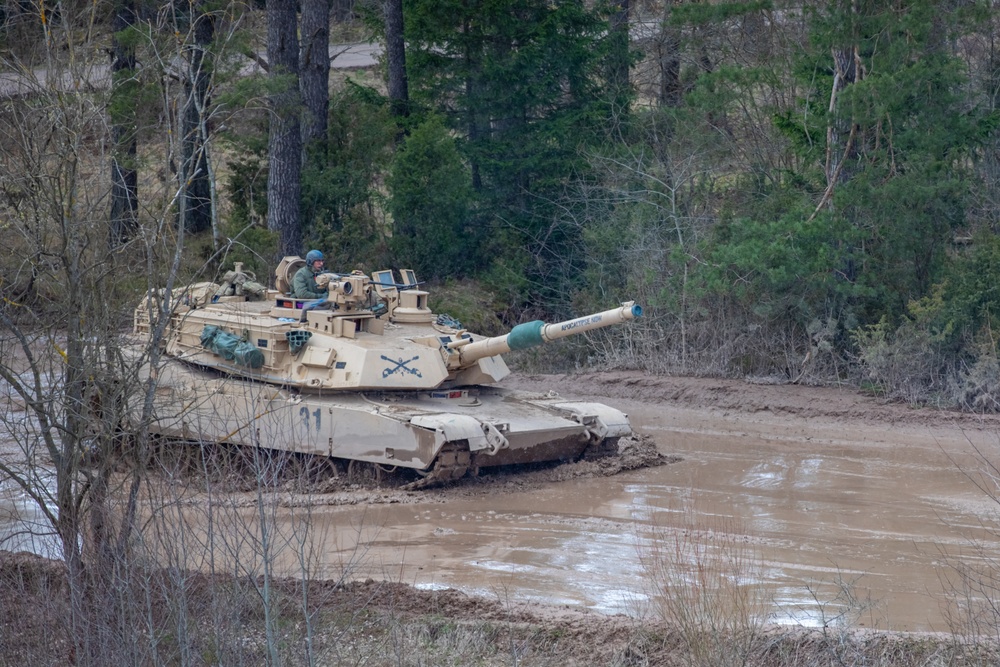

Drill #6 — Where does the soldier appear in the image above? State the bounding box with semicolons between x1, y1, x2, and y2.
292;249;327;299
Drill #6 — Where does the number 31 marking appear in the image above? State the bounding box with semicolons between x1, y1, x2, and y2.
300;406;321;432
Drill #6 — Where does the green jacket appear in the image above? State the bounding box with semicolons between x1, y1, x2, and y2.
292;265;325;299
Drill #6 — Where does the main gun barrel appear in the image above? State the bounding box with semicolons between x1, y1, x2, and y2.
455;301;642;365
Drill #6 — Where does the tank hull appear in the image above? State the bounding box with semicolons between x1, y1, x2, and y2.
140;358;630;476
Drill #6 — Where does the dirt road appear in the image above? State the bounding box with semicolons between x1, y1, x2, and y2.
0;42;381;97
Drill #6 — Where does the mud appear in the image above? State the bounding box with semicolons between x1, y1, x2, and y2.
6;372;1000;634
253;373;1000;633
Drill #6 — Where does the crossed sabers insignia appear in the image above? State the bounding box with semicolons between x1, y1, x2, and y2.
381;354;423;378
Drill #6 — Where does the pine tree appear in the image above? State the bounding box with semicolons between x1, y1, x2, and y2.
403;0;619;291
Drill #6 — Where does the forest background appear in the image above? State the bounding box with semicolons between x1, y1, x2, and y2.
3;0;1000;407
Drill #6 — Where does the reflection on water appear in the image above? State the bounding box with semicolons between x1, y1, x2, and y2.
0;481;61;560
1;372;62;560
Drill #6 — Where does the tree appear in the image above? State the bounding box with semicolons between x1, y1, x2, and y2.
332;0;353;22
782;0;988;311
109;0;139;247
606;0;632;121
580;1;819;374
300;85;397;266
403;0;616;294
384;0;409;119
0;12;181;663
266;0;303;257
656;0;682;109
0;4;273;660
387;115;475;277
300;0;330;149
177;0;216;236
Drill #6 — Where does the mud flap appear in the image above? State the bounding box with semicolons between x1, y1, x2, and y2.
548;402;631;442
410;414;509;456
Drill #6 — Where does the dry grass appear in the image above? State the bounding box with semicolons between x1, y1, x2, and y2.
638;511;768;667
630;505;1000;667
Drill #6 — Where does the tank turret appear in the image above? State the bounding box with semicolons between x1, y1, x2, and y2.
131;258;646;485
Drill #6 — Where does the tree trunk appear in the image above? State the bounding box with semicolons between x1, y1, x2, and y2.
331;0;353;22
179;3;214;235
266;0;303;256
463;17;481;190
658;0;681;108
384;0;408;118
826;46;859;190
109;124;138;246
300;0;330;150
607;0;630;116
109;0;138;248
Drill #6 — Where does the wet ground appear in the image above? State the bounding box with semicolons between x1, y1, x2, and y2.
263;375;1000;633
5;373;1000;633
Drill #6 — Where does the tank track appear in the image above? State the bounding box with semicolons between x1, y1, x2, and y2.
581;436;621;460
401;441;472;490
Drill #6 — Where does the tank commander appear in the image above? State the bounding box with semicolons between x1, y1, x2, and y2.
292;249;328;299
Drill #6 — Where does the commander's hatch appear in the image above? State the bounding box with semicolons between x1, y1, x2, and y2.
275;256;305;295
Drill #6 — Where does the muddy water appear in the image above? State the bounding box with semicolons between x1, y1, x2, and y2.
5;386;1000;633
289;399;1000;633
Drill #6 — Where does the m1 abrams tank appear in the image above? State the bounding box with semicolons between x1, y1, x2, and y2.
133;257;642;487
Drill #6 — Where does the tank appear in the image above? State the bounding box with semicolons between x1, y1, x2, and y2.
132;257;643;487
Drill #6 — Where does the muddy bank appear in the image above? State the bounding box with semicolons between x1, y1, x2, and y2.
508;372;1000;429
1;550;996;667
